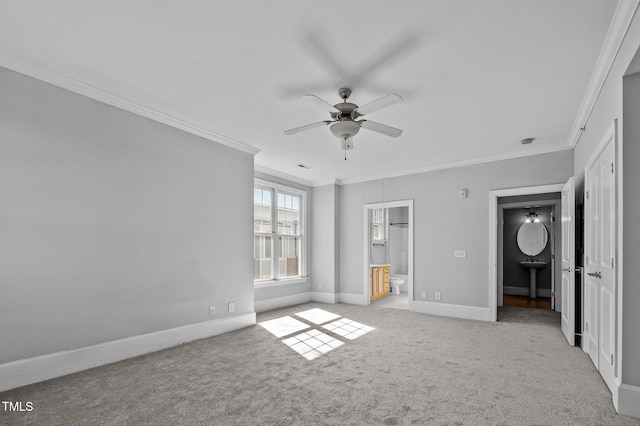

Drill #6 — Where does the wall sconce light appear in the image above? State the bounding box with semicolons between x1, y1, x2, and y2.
525;211;540;223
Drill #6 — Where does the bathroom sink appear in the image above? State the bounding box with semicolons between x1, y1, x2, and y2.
519;261;548;269
520;261;548;299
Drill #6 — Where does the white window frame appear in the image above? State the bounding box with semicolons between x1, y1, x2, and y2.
371;208;386;242
254;178;307;287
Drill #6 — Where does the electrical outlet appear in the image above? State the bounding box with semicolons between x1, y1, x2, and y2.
319;283;323;290
421;291;427;299
228;302;235;313
209;306;215;317
435;292;441;300
454;250;466;258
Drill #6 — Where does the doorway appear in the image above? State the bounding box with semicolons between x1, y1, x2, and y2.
498;199;560;311
363;200;414;311
488;184;565;322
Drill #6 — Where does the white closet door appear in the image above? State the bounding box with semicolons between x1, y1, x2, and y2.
597;141;616;392
585;157;600;366
584;124;616;394
560;177;575;346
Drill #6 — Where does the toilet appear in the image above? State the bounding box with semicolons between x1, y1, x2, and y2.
389;276;405;295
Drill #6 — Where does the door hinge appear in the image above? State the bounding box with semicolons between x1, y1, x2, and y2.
612;163;614;174
586;190;589;200
612;257;614;269
586;322;589;332
611;354;614;365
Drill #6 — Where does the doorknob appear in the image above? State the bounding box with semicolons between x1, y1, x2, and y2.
562;267;572;272
587;271;602;279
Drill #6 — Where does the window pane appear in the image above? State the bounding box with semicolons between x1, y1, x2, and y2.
278;235;300;278
254;235;273;280
254;188;272;233
277;192;301;236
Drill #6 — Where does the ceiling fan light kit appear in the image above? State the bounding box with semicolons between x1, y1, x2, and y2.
284;88;403;158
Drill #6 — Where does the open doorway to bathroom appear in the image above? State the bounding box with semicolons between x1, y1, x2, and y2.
363;200;414;311
489;183;566;323
499;199;560;311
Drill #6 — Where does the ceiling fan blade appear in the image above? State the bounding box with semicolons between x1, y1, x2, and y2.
360;120;403;138
284;121;333;135
354;93;403;116
303;94;341;113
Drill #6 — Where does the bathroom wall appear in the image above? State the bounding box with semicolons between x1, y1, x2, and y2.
389;206;409;276
502;207;552;296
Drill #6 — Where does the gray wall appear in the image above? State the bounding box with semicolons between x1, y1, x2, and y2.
572;10;640;389
0;67;254;363
622;71;640;386
339;150;573;307
311;184;340;295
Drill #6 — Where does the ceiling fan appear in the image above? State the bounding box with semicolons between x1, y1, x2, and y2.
284;88;403;158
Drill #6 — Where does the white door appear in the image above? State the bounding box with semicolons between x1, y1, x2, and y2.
597;141;615;392
584;129;616;393
585;157;599;366
560;177;575;346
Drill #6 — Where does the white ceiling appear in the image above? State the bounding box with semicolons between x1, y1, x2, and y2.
0;1;617;186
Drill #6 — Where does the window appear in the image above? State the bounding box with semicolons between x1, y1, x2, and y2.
254;180;305;282
372;208;385;241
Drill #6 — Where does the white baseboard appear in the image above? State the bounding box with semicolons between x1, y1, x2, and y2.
0;312;256;393
311;291;339;304
504;286;551;298
339;292;368;306
615;380;640;419
412;300;493;322
254;292;312;313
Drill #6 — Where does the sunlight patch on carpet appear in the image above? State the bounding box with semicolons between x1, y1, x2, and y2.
294;308;341;325
322;318;374;340
282;329;345;360
258;316;310;338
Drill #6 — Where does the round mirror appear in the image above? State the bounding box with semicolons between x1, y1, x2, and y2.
517;221;548;256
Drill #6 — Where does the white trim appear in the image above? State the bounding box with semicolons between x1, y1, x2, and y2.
311;292;339;304
338;292;368;306
254;178;308;282
615;380;640;418
363;200;414;312
254;292;312;313
568;0;640;148
412;300;493;322
0;52;260;156
337;146;572;186
254;277;309;289
489;183;566;322
0;312;256;393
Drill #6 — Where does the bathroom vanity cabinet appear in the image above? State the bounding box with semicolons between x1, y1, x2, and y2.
370;265;390;301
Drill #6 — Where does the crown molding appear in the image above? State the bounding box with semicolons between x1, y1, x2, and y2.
254;164;314;187
568;0;640;148
0;51;260;156
335;145;573;186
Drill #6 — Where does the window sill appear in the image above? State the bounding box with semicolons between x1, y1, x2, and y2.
254;277;309;289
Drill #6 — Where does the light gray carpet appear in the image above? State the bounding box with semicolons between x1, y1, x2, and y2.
1;302;638;425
